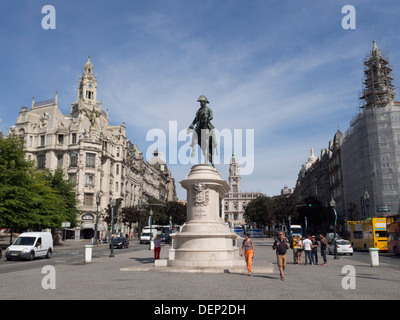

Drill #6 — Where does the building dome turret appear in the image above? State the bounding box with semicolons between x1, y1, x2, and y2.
304;147;317;171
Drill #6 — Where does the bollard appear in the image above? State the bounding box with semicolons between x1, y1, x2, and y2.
85;245;93;263
369;248;379;267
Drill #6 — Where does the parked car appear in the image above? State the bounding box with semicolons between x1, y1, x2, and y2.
161;233;171;244
0;247;2;259
5;232;53;261
328;239;353;255
110;237;129;249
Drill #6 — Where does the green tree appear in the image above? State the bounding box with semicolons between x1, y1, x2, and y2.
270;195;296;223
296;196;327;234
245;195;274;228
0;134;79;232
43;168;79;227
121;205;146;236
144;197;168;225
25;171;68;230
121;205;141;226
104;198;123;226
165;201;186;226
120;200;186;237
0;134;34;229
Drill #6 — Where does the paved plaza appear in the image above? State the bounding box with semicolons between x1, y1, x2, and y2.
1;238;399;301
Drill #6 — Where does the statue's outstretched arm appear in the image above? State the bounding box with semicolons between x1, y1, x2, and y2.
188;116;197;130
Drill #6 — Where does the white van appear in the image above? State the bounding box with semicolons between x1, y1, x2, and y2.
143;225;163;235
5;232;53;261
139;229;158;244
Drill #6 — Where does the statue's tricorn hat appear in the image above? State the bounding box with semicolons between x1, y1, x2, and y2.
197;95;209;104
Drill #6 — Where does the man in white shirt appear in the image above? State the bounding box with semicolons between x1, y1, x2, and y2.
303;235;313;265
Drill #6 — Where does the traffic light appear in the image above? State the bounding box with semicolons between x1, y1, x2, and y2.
295;203;312;208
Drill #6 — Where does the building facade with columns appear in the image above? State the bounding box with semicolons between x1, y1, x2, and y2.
9;57;177;239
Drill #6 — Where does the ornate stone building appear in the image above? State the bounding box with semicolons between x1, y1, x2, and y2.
9;57;177;238
294;147;331;208
328;130;345;220
293;134;346;222
223;154;264;225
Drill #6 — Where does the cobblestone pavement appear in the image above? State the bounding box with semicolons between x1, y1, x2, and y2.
1;238;399;300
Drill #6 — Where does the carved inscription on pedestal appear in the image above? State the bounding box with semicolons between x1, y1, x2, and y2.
193;207;207;218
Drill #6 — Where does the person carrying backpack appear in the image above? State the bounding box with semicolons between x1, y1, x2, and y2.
273;232;289;281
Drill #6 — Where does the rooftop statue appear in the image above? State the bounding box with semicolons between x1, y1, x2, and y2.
83;106;101;128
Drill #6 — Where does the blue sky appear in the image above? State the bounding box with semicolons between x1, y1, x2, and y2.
1;1;400;200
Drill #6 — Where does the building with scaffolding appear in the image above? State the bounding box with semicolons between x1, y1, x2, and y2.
341;40;400;219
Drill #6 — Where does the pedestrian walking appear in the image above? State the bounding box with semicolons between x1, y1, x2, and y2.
297;235;303;264
320;234;328;266
240;233;255;276
311;235;319;265
273;232;289;280
303;235;312;265
292;235;298;264
154;234;161;260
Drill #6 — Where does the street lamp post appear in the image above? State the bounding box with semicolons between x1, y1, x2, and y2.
364;190;370;218
94;190;102;245
330;198;339;260
169;215;173;246
149;209;153;250
305;216;308;236
109;199;116;258
143;203;167;250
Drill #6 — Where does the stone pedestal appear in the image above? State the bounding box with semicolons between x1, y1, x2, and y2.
167;164;246;270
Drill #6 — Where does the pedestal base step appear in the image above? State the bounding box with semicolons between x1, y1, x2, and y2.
121;260;273;274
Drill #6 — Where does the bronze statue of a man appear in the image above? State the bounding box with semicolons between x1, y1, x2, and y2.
188;95;217;165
